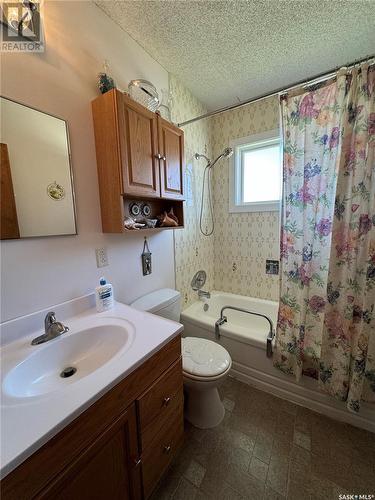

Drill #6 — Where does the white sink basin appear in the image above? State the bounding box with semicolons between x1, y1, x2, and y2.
3;320;134;399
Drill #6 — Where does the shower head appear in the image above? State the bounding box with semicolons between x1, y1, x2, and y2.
222;147;234;158
210;147;234;168
194;147;233;168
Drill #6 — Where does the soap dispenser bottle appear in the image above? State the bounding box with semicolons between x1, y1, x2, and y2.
95;277;114;312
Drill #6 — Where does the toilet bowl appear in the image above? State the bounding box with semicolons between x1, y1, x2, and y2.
182;337;232;429
130;289;232;429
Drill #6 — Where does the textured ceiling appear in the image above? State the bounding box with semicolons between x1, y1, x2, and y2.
95;1;375;111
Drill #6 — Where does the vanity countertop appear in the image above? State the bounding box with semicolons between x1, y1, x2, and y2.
0;300;183;478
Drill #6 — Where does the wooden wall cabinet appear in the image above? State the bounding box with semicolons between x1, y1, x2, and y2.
1;336;184;500
92;90;184;233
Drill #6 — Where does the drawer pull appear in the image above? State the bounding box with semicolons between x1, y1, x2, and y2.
164;445;171;454
163;397;171;406
133;457;142;467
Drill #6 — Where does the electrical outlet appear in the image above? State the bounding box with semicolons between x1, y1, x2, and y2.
95;248;108;268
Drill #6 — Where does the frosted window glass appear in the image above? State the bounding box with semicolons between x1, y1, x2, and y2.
242;145;281;203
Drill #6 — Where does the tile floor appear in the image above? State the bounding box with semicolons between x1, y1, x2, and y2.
152;377;375;500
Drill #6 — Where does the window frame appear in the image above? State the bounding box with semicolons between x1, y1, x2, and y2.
229;129;281;213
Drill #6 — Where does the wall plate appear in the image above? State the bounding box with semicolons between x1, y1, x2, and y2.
266;259;279;275
96;247;109;268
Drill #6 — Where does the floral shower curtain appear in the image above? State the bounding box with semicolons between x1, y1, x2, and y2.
275;64;375;412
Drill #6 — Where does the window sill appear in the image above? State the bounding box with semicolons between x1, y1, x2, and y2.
229;201;280;213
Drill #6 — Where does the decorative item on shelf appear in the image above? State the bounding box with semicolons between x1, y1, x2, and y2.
156;88;172;121
157;208;179;227
168;207;178;224
145;218;158;228
124;216;145;230
141;237;152;275
129;202;141;217
98;60;115;94
141;202;151;217
47;181;65;201
128;79;159;112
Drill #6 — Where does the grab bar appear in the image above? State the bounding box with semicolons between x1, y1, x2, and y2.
214;305;275;358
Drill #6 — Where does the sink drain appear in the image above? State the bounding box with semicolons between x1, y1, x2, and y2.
60;366;77;378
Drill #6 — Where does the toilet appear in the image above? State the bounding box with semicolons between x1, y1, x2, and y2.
130;288;232;429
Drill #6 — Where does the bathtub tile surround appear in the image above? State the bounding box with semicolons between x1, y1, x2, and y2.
152;378;375;500
170;75;215;307
211;97;280;302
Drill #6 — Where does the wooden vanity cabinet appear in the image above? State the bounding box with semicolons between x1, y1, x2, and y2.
91;89;185;233
1;335;184;500
38;404;142;500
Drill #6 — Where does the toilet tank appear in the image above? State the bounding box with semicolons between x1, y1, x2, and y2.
130;288;181;321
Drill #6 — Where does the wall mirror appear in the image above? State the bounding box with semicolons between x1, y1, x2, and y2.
0;96;77;239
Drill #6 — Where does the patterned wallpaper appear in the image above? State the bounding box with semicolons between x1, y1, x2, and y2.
170;75;215;307
210;97;281;301
171;75;280;306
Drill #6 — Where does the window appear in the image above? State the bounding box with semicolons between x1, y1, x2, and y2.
229;129;281;212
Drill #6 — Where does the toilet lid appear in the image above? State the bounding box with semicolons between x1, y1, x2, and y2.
182;337;231;378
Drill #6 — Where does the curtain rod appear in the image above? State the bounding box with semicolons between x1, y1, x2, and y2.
177;54;375;127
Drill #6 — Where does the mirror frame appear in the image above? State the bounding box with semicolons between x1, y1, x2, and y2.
1;95;78;239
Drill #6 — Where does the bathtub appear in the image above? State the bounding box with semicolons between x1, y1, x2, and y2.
181;291;375;432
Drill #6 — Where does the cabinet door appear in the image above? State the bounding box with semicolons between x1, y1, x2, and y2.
158;117;184;200
38;404;142;500
119;94;160;198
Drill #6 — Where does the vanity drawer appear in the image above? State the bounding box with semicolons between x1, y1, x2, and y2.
137;357;183;448
141;408;184;499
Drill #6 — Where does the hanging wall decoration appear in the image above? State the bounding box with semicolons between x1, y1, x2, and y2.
47;181;65;201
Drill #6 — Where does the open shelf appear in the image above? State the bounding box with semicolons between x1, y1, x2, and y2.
122;196;184;233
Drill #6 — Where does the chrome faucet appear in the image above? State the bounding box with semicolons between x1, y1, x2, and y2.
31;311;69;345
198;290;211;299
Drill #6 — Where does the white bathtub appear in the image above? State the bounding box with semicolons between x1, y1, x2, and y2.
181;291;375;432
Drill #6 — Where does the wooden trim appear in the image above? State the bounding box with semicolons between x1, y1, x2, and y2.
0;143;20;240
1;335;181;499
91;90;124;233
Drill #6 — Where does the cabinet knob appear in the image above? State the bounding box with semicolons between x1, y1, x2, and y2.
163;396;171;406
133;457;142;467
162;155;166;161
164;445;171;454
155;153;162;160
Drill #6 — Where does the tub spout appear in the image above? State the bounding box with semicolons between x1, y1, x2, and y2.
215;316;227;339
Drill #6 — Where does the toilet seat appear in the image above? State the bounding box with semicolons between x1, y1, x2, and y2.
182;337;232;381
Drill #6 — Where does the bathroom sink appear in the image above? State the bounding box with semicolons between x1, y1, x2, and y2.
3;321;134;399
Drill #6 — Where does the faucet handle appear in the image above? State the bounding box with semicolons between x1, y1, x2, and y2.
46;311;56;322
44;311;56;331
